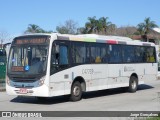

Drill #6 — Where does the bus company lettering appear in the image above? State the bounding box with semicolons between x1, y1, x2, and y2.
82;69;94;74
124;66;135;72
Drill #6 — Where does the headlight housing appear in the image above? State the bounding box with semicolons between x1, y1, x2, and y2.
38;76;45;86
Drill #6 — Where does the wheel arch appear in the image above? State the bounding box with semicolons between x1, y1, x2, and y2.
71;76;86;92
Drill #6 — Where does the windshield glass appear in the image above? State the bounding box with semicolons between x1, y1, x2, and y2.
8;45;49;75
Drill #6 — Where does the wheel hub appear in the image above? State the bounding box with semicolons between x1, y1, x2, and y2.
73;86;80;97
131;80;136;89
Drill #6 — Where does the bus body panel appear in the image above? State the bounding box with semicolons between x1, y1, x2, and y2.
49;65;92;96
107;64;124;88
6;33;158;98
48;63;157;97
91;64;108;90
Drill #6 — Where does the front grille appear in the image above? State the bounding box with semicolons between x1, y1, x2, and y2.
11;77;37;83
14;85;34;88
8;74;42;88
12;79;37;83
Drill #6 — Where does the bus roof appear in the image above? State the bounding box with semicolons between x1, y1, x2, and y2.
56;34;155;46
14;33;156;47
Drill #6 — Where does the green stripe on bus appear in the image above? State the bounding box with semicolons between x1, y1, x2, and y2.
84;38;96;42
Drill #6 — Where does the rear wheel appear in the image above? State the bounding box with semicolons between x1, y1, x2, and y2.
70;81;82;101
128;76;138;93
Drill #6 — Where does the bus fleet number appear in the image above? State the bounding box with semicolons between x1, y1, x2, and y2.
82;69;94;74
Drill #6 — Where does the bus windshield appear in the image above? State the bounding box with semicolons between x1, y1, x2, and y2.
8;45;49;75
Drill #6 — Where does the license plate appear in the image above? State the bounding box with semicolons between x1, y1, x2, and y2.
19;88;27;94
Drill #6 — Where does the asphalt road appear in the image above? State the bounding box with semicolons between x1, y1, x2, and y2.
0;79;160;119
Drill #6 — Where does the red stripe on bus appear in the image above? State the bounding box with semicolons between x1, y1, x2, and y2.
107;40;117;44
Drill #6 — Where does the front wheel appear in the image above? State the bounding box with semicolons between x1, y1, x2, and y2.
70;81;82;102
128;76;138;93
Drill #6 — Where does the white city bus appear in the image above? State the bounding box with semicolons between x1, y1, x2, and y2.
6;33;157;101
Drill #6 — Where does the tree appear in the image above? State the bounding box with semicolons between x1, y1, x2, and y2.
136;23;145;35
24;24;52;34
107;24;117;35
56;20;78;34
98;17;112;34
83;16;113;35
84;16;97;34
25;24;42;33
116;26;137;37
137;17;158;41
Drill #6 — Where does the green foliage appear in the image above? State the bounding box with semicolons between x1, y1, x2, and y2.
24;24;53;34
56;26;70;34
82;16;116;35
137;17;158;39
24;17;159;37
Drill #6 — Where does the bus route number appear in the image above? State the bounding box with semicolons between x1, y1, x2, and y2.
82;69;94;74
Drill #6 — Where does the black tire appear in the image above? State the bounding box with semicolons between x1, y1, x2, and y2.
70;81;82;101
128;76;138;93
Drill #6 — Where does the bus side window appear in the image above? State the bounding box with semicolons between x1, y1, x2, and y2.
109;45;122;63
85;46;90;63
91;44;102;63
59;46;68;65
122;45;135;63
51;44;69;65
72;42;86;64
135;47;143;62
146;47;156;63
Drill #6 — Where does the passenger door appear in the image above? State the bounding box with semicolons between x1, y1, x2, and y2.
50;40;70;95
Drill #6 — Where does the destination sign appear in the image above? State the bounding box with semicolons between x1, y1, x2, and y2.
14;36;49;45
11;66;25;72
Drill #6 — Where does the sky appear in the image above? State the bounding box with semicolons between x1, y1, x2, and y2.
0;0;160;39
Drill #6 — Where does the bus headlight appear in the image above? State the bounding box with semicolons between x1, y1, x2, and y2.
38;76;45;86
6;75;10;85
